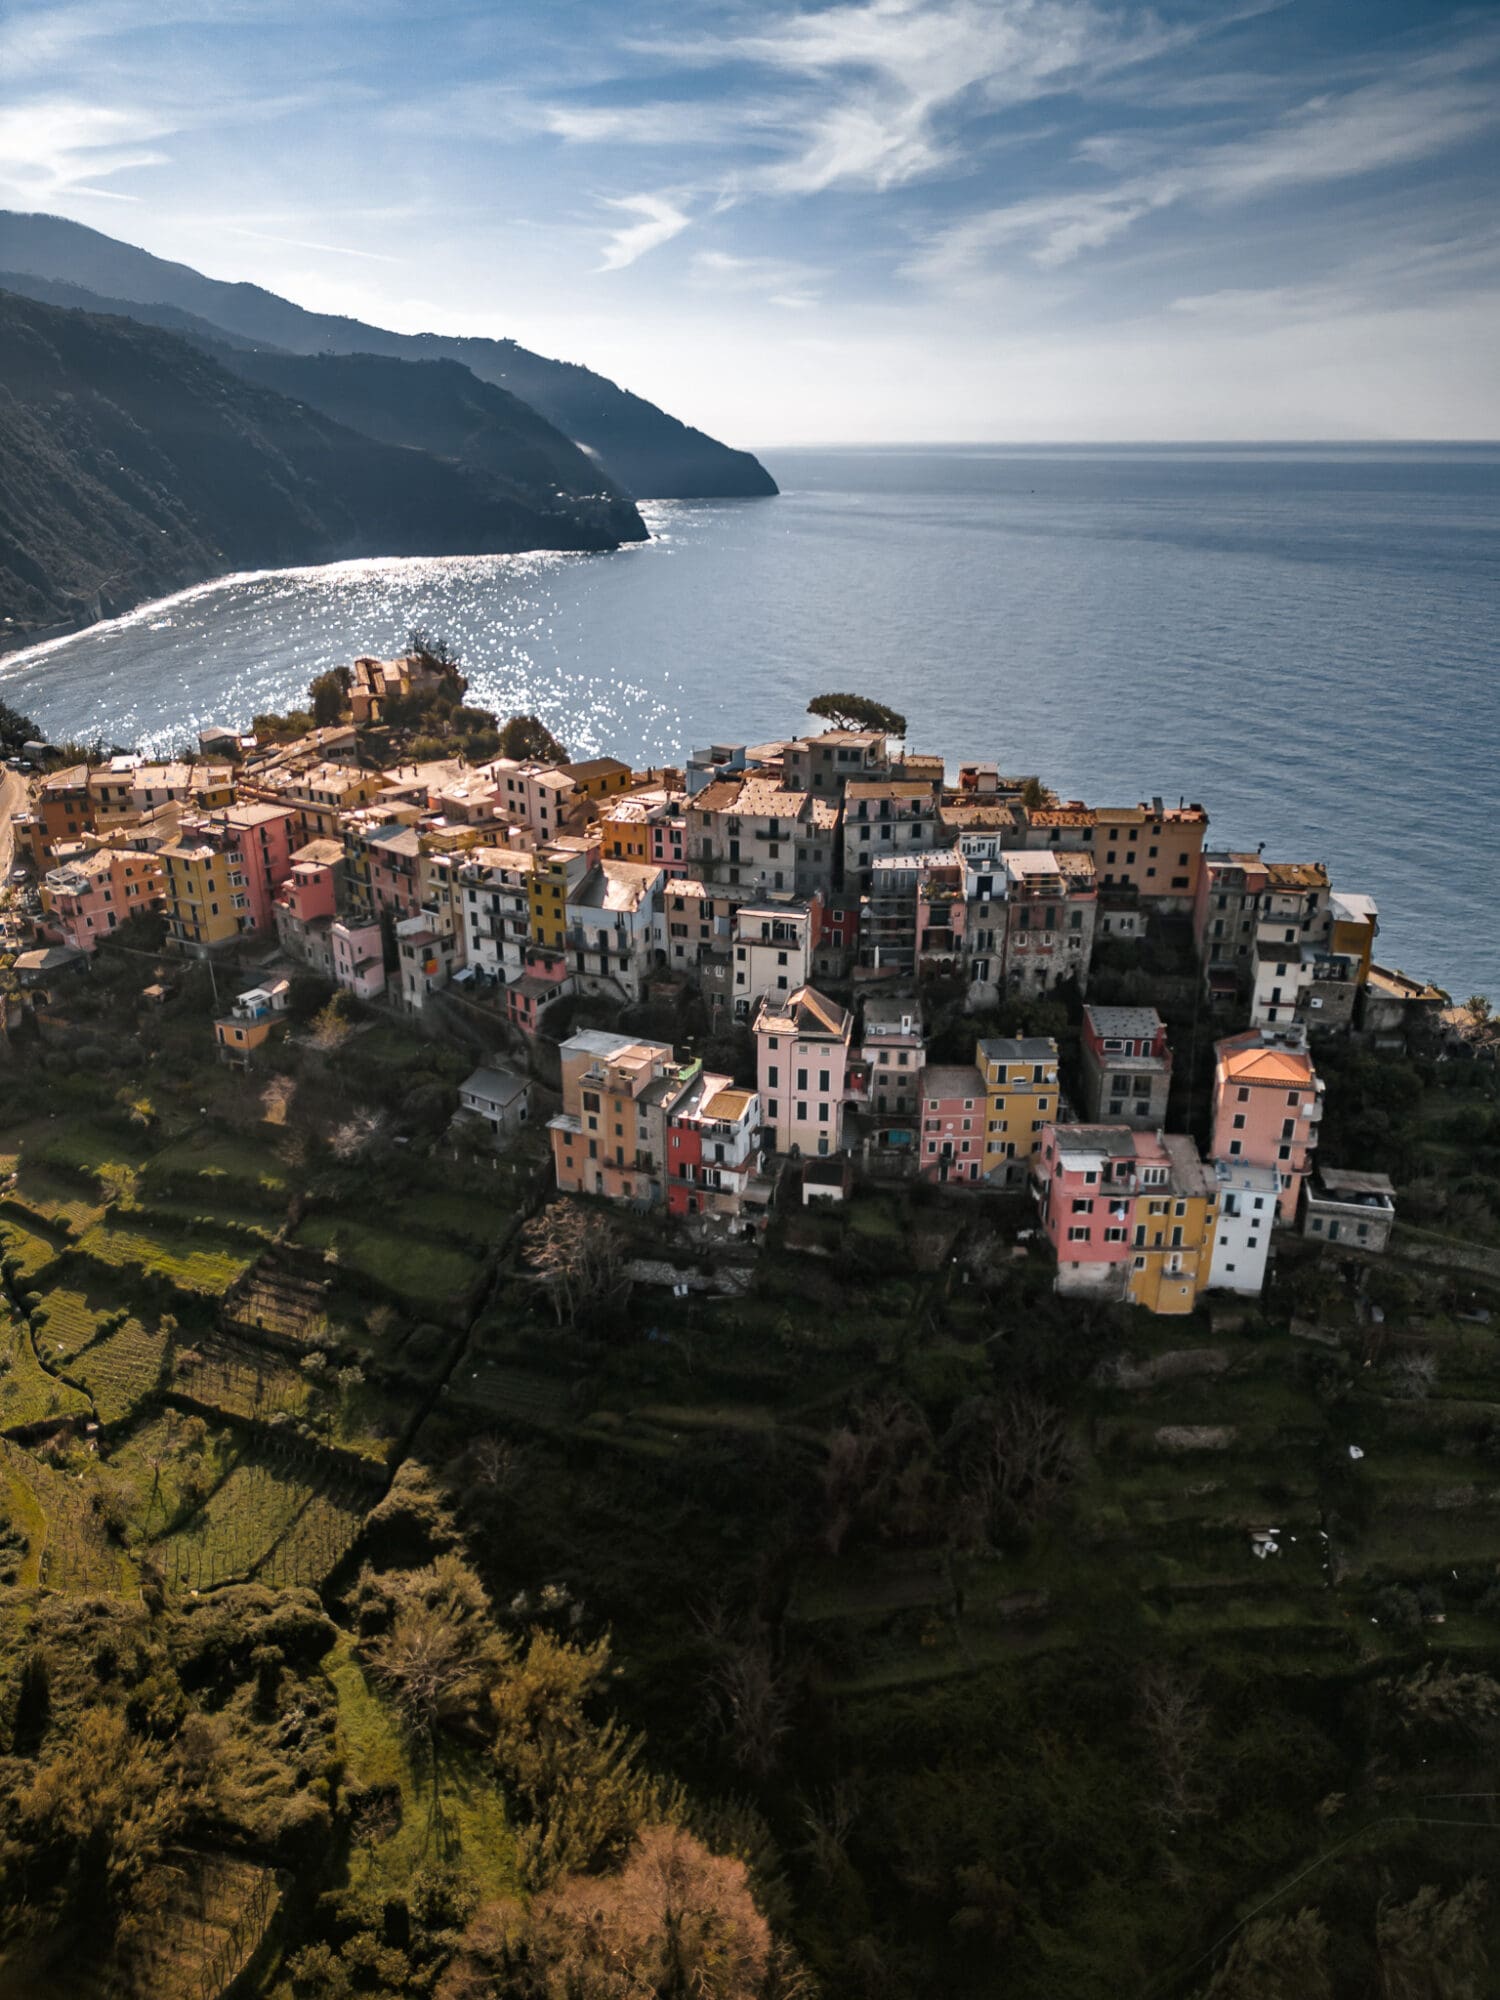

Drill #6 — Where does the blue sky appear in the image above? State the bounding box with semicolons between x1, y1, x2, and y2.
3;0;1498;443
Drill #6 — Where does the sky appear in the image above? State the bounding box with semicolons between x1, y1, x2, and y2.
2;0;1498;446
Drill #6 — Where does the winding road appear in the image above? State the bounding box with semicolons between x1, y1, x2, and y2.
0;767;23;881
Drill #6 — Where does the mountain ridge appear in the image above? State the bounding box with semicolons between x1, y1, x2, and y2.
0;288;643;642
0;213;779;501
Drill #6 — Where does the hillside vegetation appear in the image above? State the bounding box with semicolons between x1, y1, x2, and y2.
0;212;779;502
0;289;645;639
0;905;1498;1995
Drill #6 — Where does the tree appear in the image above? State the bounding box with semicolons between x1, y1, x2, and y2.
526;1824;772;2000
307;994;357;1054
1195;1909;1332;2000
1135;1663;1217;1835
362;1554;496;1754
521;1200;630;1327
806;692;906;739
0;696;38;755
1377;1881;1487;2000
499;713;568;762
407;628;465;687
308;665;353;727
943;1391;1079;1545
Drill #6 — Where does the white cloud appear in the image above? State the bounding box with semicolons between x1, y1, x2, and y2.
0;99;171;202
597;192;690;271
912;60;1500;284
620;0;1180;196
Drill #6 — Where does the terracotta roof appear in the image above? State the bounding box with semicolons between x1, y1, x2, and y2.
1217;1042;1314;1086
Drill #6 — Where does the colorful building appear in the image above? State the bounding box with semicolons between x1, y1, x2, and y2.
1079;1005;1172;1128
1033;1123;1218;1313
214;978;291;1063
977;1036;1059;1183
753;985;852;1159
41;846;164;952
665;1073;766;1223
917;1065;987;1182
1211;1026;1323;1223
549;1030;694;1204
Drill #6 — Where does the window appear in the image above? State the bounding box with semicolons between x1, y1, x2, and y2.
1067;1226;1091;1242
767;1066;779;1087
796;1067;808;1090
1072;1198;1094;1214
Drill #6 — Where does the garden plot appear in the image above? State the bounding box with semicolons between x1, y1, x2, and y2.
144;1130;290;1206
0;1214;67;1286
0;1311;89;1430
255;1483;369;1589
103;1411;238;1539
168;1335;311;1425
154;1454;322;1590
38;1121;156;1178
77;1217;254;1296
294;1212;482;1310
67;1313;173;1424
3;1161;105;1237
0;1438;134;1594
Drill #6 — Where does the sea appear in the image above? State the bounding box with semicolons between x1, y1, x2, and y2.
3;444;1496;1000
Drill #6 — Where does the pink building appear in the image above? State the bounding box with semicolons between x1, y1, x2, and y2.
753;985;852;1159
917;1064;986;1182
217;803;298;933
1033;1124;1138;1290
1211;1027;1323;1222
506;947;572;1037
650;813;688;878
41;847;164;952
331;918;387;1000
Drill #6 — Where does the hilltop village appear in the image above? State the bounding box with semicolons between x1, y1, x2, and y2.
4;652;1459;1313
2;656;1500;2000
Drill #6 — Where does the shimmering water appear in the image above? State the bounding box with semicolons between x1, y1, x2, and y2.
3;444;1496;998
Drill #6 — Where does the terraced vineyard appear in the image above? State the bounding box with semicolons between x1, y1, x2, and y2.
66;1312;173;1423
76;1217;255;1295
153;1453;320;1590
0;1214;67;1285
0;1437;134;1593
0;1310;90;1430
155;1450;370;1591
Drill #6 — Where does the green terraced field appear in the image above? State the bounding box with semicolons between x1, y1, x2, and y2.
0;1215;67;1285
294;1212;481;1306
76;1218;254;1295
0;1312;89;1430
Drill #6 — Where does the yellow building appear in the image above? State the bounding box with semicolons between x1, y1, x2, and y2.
1329;891;1379;985
1125;1133;1219;1315
527;835;598;950
560;757;634;806
160;829;242;949
977;1035;1059;1184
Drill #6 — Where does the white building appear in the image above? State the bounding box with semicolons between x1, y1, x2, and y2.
565;860;664;1002
1207;1161;1280;1294
458;1064;531;1139
731;900;815;1019
459;846;536;983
